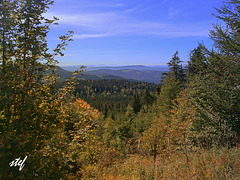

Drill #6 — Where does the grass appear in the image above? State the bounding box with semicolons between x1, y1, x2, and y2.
81;146;240;180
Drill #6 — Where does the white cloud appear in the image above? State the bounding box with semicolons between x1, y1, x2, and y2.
45;7;211;38
46;12;117;29
74;33;113;39
123;5;140;13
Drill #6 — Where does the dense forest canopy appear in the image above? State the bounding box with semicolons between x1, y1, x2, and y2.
0;0;240;179
74;79;157;114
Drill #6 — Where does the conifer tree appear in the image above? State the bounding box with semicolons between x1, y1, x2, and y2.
187;43;209;77
131;93;141;114
141;89;154;110
187;0;240;146
210;0;240;56
209;0;240;139
155;72;181;116
167;50;185;83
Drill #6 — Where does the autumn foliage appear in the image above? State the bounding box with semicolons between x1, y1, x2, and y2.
1;0;240;179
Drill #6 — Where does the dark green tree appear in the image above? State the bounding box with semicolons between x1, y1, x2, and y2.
187;43;209;77
210;0;240;55
187;0;240;146
155;72;181;117
154;51;185;117
131;93;141;114
141;89;154;110
209;0;240;140
167;50;185;83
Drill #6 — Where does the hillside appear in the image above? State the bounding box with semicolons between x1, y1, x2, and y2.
51;67;127;81
61;65;168;83
61;65;169;72
53;66;166;83
84;69;164;83
75;79;157;114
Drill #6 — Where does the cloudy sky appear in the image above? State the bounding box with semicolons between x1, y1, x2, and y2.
46;0;223;66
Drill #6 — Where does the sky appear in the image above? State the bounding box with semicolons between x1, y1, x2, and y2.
45;0;224;66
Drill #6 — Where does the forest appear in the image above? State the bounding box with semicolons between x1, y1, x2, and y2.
74;79;157;115
0;0;240;179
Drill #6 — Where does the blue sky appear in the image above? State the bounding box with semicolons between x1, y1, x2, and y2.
46;0;223;66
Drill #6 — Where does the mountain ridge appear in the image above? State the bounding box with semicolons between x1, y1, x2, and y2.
61;65;169;72
56;65;168;83
83;69;164;84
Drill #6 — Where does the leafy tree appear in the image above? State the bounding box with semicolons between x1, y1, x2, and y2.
169;92;196;168
63;99;99;143
62;99;100;177
142;114;168;163
0;0;75;178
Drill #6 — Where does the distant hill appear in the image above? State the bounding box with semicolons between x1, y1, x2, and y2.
50;67;127;81
84;69;164;84
61;65;169;72
60;65;168;83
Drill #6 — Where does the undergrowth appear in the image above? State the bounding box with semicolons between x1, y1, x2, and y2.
81;146;240;180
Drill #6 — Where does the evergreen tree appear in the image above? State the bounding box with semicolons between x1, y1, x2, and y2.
209;0;240;140
187;0;240;146
210;0;240;56
155;72;181;117
131;93;141;114
187;43;209;77
141;89;154;110
167;50;185;83
154;51;186;117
